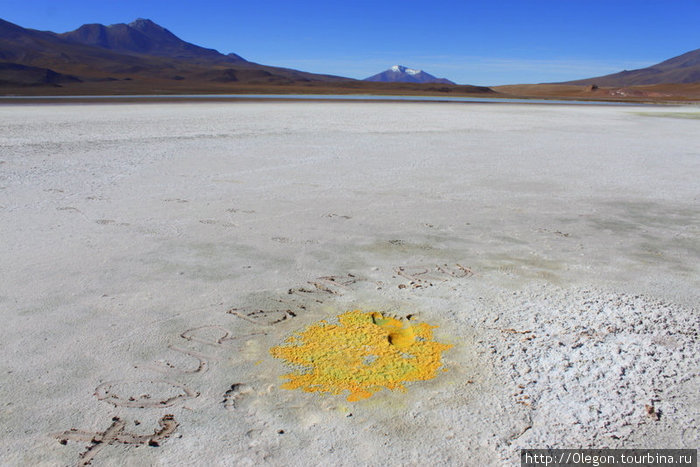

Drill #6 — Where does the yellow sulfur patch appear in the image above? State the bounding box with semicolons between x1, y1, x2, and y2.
269;310;452;401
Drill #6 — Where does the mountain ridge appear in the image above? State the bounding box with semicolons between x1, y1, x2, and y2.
58;18;246;63
0;17;351;86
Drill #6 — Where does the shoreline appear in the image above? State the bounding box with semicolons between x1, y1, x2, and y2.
0;93;685;106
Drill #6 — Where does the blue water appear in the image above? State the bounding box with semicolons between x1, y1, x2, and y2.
0;93;651;106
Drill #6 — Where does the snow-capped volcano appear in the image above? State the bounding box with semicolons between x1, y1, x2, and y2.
391;65;420;74
365;65;455;84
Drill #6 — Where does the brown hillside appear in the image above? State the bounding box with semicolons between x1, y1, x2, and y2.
559;48;700;86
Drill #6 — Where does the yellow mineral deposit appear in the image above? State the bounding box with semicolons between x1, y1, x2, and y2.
269;310;452;401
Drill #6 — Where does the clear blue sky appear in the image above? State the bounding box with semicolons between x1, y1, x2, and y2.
3;0;699;85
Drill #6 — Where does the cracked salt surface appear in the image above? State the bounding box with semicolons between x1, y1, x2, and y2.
486;286;698;462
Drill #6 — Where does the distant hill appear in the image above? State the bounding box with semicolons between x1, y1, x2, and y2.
365;65;455;84
560;48;700;86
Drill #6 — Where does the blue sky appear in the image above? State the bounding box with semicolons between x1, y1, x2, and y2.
3;0;699;85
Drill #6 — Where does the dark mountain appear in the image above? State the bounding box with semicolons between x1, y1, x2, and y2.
365;65;455;84
560;48;700;86
58;18;246;63
0;17;177;75
0;18;348;88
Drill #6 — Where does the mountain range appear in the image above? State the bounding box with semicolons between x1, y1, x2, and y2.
0;17;499;96
0;16;697;98
365;65;455;84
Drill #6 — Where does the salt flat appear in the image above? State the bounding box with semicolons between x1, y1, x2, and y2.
0;102;698;465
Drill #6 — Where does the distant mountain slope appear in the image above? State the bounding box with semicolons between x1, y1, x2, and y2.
58;18;246;63
560;48;700;86
365;65;455;84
